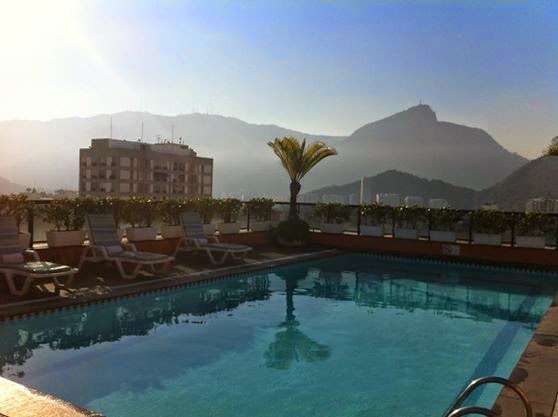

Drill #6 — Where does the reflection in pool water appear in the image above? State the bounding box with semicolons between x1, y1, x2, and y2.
0;254;555;417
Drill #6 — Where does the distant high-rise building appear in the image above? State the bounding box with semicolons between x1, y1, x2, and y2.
376;193;400;207
428;198;449;209
404;196;424;207
525;198;558;214
79;138;213;199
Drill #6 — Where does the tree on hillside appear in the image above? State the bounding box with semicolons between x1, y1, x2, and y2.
544;137;558;156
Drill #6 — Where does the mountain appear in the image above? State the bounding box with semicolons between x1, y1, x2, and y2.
0;112;344;198
305;105;527;192
303;170;477;209
0;176;26;194
476;156;558;210
0;105;526;198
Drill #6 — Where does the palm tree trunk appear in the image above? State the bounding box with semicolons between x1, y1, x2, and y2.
289;180;301;220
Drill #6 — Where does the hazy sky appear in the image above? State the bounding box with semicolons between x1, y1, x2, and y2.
0;0;556;158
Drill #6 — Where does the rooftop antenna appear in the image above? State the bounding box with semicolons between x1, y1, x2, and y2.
171;123;175;142
110;116;113;138
141;120;144;141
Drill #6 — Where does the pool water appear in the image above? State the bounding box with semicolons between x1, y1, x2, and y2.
0;254;556;417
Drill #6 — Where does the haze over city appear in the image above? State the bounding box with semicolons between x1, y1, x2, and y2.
1;0;556;160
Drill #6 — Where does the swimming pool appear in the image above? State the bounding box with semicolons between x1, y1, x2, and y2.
0;253;556;417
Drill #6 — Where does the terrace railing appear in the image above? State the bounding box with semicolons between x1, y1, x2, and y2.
20;200;558;250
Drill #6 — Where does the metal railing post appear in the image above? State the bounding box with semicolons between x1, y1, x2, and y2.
27;203;35;244
246;203;251;232
468;212;474;244
427;209;432;241
356;206;361;236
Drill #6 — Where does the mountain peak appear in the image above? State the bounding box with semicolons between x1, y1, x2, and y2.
396;104;438;123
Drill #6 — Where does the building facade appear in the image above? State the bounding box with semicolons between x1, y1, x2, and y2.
79;138;213;199
525;198;558;214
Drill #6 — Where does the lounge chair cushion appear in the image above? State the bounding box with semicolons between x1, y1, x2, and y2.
0;262;74;274
200;243;251;252
105;245;124;255
113;251;169;262
192;238;208;246
0;253;25;264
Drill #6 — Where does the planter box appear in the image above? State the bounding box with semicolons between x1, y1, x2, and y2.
18;232;31;250
430;230;456;242
203;223;217;235
360;225;384;237
320;223;344;234
394;228;419;240
473;233;502;246
126;227;158;242
515;235;546;249
161;225;183;239
46;230;86;248
218;222;241;235
250;221;271;232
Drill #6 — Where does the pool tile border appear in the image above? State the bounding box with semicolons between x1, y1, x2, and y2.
0;249;340;321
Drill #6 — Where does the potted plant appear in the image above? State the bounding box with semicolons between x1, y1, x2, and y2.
1;194;31;249
247;198;275;232
42;198;86;247
360;203;390;237
217;198;242;234
158;198;189;239
194;197;218;235
314;202;351;234
267;136;337;245
394;206;425;239
429;208;462;242
514;213;554;249
472;209;508;246
121;197;158;242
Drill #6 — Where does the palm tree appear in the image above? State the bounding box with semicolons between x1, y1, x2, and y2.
268;137;337;220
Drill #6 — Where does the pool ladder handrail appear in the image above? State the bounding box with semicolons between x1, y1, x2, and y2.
443;376;532;417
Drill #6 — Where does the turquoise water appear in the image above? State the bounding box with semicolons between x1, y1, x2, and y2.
0;253;556;417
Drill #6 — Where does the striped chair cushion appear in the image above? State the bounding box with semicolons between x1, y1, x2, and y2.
0;216;21;256
181;211;207;239
86;214;122;248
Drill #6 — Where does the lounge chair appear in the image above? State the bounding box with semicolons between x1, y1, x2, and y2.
0;216;78;296
174;212;252;265
79;214;173;280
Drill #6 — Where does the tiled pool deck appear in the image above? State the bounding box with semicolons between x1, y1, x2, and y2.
0;246;557;417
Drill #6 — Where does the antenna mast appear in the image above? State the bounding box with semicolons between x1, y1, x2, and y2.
110;116;113;138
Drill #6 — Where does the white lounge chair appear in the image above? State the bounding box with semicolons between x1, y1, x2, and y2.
79;214;173;280
174;212;252;265
0;216;78;296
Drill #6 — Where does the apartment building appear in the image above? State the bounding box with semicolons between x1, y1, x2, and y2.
79;138;213;199
525;198;558;214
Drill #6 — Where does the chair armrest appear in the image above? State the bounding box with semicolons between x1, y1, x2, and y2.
24;249;41;261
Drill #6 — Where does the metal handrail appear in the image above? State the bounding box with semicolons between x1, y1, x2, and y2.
443;376;532;417
447;406;498;417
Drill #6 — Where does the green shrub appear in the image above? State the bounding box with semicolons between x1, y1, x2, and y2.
1;194;29;229
193;197;218;224
361;203;391;226
395;206;426;229
41;198;86;231
120;197;153;228
158;199;193;226
218;198;242;223
472;209;509;234
314;202;351;224
247;198;274;221
273;218;310;245
429;208;462;231
515;213;555;236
